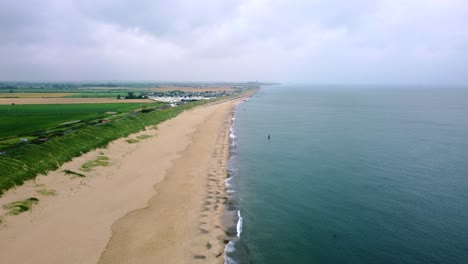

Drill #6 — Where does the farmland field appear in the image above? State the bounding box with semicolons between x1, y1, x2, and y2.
0;93;73;98
64;92;131;98
0;102;161;139
0;98;153;105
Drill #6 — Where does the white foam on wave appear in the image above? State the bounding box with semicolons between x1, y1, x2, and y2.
229;124;237;143
229;125;237;147
224;241;237;264
224;104;243;264
229;126;236;138
237;210;243;237
225;177;234;191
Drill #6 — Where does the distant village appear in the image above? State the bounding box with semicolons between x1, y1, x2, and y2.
118;90;235;104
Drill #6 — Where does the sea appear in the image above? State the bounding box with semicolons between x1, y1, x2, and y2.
224;84;468;264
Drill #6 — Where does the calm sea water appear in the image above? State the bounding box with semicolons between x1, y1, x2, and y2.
224;85;468;264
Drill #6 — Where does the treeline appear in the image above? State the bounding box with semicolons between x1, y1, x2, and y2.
117;92;147;99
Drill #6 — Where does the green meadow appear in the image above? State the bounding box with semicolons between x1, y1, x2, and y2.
0;103;160;139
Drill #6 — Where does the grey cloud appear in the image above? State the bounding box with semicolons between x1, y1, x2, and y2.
0;0;467;84
74;0;244;37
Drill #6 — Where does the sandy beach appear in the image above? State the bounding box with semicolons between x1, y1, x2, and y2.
0;97;244;263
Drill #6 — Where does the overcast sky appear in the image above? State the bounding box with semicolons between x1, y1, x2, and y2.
1;0;467;84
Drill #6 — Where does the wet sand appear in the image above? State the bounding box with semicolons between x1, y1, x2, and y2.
0;97;242;263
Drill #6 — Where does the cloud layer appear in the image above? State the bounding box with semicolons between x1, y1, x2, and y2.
1;0;467;84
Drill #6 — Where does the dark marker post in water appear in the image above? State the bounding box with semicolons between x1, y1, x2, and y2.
268;133;270;140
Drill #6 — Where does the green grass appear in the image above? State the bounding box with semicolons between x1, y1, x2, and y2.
80;156;110;171
3;197;39;215
0;136;37;150
62;170;86;178
126;139;140;144
36;189;57;196
64;92;143;98
0;103;161;138
137;134;152;140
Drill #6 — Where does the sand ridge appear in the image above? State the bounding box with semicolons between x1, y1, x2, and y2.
0;96;246;263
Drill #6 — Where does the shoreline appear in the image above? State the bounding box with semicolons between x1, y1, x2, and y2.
0;93;253;263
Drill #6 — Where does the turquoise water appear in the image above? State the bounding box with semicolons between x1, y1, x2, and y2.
225;85;468;264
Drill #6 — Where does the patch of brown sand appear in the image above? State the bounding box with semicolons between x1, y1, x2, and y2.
0;97;244;264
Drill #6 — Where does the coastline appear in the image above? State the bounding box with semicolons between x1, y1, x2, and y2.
0;94;252;263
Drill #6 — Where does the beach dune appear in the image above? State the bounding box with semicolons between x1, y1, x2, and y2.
0;98;239;264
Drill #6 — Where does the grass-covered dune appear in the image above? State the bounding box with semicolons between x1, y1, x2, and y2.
0;100;206;195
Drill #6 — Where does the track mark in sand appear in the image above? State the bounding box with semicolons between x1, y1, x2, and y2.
190;108;236;263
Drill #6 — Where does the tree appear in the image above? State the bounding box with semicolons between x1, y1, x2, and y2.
125;92;135;99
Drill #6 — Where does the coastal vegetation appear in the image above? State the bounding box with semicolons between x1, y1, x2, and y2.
137;134;152;140
3;197;39;215
62;170;86;178
80;155;110;171
126;134;153;143
36;189;57;196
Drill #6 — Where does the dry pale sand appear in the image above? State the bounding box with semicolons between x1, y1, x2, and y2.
0;98;153;105
0;96;245;263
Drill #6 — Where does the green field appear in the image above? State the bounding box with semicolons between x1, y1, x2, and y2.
0;103;160;139
64;92;131;98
